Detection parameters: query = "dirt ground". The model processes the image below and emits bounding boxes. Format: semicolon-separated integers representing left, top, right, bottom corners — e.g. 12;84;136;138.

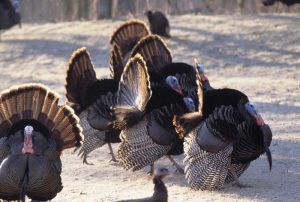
0;13;299;202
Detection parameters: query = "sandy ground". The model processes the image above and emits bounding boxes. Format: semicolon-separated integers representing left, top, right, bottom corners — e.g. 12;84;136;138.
0;13;299;202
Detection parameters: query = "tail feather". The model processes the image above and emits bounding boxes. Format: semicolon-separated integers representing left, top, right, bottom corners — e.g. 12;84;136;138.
114;54;151;130
110;20;149;57
130;34;172;75
173;112;203;138
109;44;124;82
0;83;83;151
65;47;97;109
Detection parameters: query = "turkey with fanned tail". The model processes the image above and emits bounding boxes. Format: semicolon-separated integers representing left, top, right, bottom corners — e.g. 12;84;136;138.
0;83;83;201
114;54;195;174
129;35;199;172
173;73;272;190
65;47;120;164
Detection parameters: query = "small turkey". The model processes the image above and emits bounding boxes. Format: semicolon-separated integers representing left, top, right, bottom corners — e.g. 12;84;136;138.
0;83;83;201
114;54;195;174
173;74;272;190
116;168;170;202
144;10;170;38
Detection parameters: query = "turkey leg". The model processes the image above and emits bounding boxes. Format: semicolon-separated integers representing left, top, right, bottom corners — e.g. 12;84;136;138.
166;155;184;174
108;143;117;162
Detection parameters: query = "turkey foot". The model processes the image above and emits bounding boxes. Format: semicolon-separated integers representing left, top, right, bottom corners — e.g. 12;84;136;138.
108;143;118;162
228;166;250;188
83;155;94;165
166;155;184;174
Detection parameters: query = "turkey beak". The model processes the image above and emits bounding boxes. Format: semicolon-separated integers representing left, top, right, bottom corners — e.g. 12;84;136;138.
200;74;208;82
175;88;183;95
250;109;265;126
265;146;272;171
255;113;265;126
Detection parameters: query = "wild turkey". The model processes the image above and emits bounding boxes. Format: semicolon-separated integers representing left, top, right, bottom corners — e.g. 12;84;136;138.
110;20;150;61
262;0;300;6
0;0;21;40
117;168;170;202
173;75;272;190
114;54;195;174
0;83;83;201
129;35;199;172
65;47;121;164
144;10;170;38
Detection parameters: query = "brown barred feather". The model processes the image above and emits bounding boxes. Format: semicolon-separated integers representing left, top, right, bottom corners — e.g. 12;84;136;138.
65;47;97;109
117;118;171;171
130;35;172;74
0;83;83;151
109;43;124;82
110;20;150;57
225;163;250;183
77;110;106;162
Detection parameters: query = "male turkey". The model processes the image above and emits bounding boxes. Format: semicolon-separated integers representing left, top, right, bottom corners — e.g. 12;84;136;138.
129;35;198;172
0;83;83;201
114;54;195;174
144;10;170;38
65;47;121;164
117;168;170;202
174;76;272;190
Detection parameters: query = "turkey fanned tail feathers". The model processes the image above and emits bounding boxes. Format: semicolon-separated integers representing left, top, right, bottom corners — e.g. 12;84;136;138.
65;47;97;112
114;54;151;130
110;20;150;58
109;44;124;82
0;84;83;201
130;35;172;75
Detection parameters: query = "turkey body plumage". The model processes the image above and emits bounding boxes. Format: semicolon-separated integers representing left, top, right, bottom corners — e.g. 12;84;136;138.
0;133;62;201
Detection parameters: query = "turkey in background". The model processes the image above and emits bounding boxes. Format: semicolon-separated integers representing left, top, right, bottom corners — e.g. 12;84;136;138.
145;10;171;38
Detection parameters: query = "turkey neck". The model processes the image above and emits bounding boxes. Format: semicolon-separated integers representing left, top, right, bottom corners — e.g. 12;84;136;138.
152;176;168;202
